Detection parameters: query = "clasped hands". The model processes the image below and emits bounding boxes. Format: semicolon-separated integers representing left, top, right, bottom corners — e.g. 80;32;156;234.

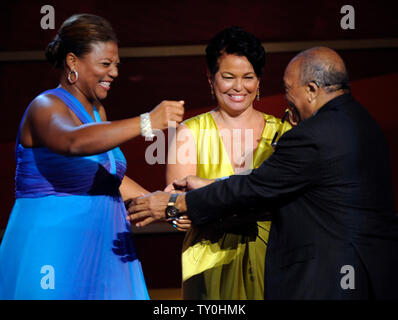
126;175;214;230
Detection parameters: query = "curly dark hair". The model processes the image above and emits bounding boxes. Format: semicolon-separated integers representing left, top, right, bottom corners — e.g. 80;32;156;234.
205;26;266;78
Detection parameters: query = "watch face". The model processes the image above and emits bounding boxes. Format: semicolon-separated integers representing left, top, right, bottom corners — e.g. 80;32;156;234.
166;206;179;218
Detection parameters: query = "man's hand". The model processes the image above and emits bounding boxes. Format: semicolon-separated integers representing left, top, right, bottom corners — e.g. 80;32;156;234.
126;191;170;227
165;175;214;192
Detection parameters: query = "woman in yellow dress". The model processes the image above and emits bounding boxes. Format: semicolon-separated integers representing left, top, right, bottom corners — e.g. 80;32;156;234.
166;27;291;299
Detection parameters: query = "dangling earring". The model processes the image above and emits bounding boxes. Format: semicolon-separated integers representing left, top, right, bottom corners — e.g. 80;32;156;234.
67;69;79;84
256;86;260;101
210;86;215;99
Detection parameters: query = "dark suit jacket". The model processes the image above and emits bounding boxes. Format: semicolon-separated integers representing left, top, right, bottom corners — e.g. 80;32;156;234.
186;94;398;299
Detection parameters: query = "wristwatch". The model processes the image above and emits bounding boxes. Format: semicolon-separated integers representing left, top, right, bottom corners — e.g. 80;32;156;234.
165;193;180;219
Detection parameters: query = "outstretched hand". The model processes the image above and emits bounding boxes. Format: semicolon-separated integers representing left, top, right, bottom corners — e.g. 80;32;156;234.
164;175;214;193
126;191;170;227
127;177;212;228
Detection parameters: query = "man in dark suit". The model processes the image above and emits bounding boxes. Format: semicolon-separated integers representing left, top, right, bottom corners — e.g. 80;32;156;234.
128;47;398;299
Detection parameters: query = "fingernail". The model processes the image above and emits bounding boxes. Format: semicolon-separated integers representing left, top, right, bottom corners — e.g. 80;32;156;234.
172;224;177;228
172;220;177;225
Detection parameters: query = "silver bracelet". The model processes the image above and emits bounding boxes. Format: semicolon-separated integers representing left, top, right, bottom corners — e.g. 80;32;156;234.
140;113;155;140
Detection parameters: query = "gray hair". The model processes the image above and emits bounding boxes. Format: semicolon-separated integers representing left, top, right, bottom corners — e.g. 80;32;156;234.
297;49;350;93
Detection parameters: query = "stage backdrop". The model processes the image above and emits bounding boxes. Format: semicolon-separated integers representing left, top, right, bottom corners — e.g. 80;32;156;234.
1;0;397;289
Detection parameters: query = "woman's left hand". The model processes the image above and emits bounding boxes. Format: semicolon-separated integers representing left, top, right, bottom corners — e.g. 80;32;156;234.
168;215;191;232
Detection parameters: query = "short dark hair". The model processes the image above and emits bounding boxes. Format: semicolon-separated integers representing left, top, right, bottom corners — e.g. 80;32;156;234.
45;14;117;69
205;26;266;78
298;52;350;93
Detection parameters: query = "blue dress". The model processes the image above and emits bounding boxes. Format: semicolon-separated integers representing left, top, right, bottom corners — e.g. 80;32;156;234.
0;87;149;299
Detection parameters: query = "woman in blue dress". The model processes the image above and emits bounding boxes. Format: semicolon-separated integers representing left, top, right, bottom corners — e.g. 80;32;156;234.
0;14;184;299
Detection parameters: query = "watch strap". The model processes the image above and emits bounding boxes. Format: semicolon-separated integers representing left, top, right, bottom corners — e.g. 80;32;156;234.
168;193;178;205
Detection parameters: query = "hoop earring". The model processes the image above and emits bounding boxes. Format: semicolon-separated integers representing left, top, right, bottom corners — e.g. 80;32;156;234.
256;86;260;101
67;69;79;84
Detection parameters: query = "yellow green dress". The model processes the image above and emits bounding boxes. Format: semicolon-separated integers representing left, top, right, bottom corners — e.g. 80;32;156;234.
182;111;291;300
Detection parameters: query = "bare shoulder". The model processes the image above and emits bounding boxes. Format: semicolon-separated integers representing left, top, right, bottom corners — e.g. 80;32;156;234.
27;93;72;121
20;93;74;147
176;123;195;142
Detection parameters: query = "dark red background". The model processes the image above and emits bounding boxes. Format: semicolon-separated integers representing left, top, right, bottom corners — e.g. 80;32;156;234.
0;0;397;289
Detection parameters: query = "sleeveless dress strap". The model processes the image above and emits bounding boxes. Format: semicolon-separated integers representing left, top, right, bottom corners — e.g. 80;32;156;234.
15;87;95;154
16;87;93;142
48;87;96;124
16;87;117;175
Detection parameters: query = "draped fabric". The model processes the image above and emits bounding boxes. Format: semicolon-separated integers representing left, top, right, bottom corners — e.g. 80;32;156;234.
0;87;149;299
181;111;291;300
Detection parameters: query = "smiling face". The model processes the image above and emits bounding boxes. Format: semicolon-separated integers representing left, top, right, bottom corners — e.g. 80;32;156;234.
283;59;313;123
210;53;259;116
73;41;120;101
